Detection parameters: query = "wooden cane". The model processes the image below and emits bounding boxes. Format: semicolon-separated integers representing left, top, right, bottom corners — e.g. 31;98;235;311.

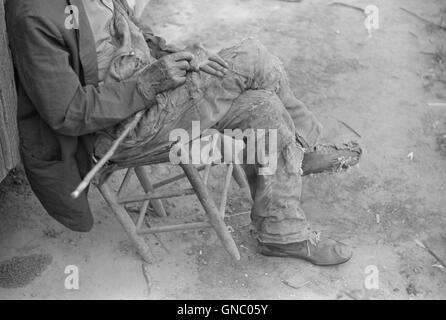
71;110;145;199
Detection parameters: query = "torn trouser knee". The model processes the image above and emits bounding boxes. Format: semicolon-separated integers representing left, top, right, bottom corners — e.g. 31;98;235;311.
219;37;323;148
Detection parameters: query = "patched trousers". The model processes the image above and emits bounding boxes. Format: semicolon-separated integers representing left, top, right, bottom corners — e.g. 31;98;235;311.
96;38;323;243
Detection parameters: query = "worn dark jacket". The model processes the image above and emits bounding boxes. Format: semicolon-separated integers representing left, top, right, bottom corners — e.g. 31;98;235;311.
5;0;170;231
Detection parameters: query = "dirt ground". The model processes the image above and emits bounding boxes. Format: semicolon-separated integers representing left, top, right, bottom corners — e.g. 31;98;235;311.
1;0;446;300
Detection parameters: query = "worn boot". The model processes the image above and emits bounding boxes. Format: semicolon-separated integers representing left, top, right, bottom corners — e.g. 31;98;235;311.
259;232;353;266
302;141;362;176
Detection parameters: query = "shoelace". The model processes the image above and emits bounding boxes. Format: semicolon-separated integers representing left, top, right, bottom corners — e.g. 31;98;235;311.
307;231;321;257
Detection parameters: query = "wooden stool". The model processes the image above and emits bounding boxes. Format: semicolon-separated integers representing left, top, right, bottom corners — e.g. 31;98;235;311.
94;138;249;263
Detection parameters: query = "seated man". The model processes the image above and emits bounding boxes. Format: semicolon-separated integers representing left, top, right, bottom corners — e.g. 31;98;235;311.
6;0;361;266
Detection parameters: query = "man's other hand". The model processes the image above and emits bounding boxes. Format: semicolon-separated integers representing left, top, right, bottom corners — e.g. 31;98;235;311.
185;43;229;78
199;54;229;78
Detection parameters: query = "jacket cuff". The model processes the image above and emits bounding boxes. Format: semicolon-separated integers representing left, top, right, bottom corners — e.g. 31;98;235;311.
136;74;157;107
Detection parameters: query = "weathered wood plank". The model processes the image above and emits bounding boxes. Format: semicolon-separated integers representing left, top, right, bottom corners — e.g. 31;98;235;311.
0;0;20;182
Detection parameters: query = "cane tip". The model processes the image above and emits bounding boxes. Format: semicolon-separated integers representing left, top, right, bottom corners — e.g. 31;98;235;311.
71;191;80;199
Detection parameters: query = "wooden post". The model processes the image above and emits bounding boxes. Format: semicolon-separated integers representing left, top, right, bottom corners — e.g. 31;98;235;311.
0;0;20;182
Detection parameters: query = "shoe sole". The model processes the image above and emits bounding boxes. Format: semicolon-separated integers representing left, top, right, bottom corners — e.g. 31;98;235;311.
259;246;352;267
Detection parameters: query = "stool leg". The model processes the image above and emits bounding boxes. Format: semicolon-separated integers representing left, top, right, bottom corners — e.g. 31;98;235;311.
219;164;233;218
135;166;168;217
203;164;212;185
233;164;249;189
117;168;134;199
180;164;241;261
98;182;152;263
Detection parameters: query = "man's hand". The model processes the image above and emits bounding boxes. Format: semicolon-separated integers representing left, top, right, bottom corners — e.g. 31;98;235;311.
199;54;229;78
185;43;229;78
141;52;195;94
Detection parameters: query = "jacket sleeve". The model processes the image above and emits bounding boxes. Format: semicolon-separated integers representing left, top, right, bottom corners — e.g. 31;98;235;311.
10;14;149;137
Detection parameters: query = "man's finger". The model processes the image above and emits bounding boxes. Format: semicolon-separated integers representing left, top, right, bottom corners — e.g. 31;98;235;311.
176;61;192;71
172;51;195;62
207;61;227;73
173;76;187;86
176;68;187;77
209;54;229;69
200;65;225;78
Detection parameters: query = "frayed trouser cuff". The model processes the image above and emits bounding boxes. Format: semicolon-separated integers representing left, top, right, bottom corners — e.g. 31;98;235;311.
252;225;312;244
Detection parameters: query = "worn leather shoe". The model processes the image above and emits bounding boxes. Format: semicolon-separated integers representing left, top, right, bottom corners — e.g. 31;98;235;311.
302;141;362;176
259;233;353;266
